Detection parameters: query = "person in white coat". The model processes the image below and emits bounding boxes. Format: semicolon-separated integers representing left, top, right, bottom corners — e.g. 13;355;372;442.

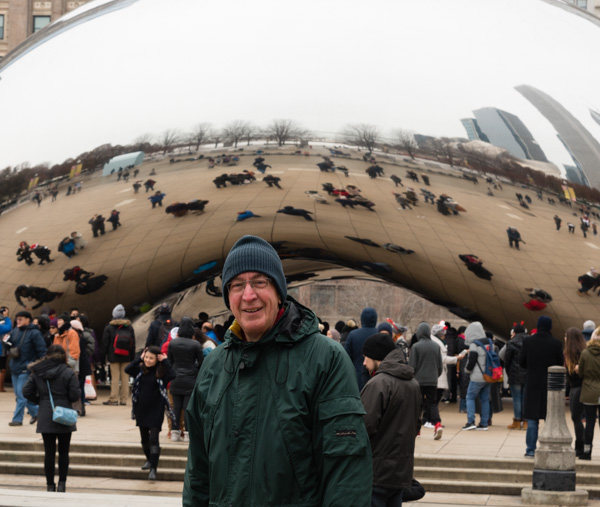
430;323;466;440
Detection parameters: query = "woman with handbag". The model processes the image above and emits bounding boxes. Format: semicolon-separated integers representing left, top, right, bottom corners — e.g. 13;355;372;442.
125;345;176;480
23;345;80;492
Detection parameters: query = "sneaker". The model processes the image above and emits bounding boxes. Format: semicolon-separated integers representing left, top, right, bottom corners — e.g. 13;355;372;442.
183;431;189;442
524;452;534;458
171;430;182;442
102;401;118;406
462;422;477;431
119;402;127;406
423;422;435;429
8;421;23;427
476;424;489;431
434;423;443;440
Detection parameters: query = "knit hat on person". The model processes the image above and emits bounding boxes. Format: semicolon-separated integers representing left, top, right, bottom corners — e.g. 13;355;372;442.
70;320;83;332
158;302;171;315
431;323;447;337
49;318;58;328
536;315;552;332
583;320;596;331
362;333;396;361
512;321;526;334
112;304;126;319
377;322;394;335
221;235;287;309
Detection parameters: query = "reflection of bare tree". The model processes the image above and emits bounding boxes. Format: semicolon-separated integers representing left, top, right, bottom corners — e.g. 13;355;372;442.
158;129;181;155
223;120;249;148
341;124;380;152
391;129;418;160
266;119;303;147
243;123;261;146
209;128;223;148
188;123;212;151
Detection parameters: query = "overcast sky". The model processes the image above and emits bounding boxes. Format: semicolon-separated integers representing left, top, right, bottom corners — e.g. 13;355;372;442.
0;0;599;170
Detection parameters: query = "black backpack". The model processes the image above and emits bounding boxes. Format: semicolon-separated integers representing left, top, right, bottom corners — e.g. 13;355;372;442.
158;319;175;348
113;325;133;356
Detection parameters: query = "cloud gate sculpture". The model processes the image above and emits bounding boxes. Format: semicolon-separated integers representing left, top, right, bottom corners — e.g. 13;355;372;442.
1;0;600;339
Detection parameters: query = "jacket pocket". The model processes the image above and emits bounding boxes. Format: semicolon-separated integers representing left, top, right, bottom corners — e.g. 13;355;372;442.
318;396;368;457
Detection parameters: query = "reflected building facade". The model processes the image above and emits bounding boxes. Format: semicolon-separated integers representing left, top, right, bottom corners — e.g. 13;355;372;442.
469;107;549;162
516;84;600;188
0;0;92;58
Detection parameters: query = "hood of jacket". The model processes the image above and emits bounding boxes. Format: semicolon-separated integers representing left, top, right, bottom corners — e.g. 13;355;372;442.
178;317;196;339
28;353;68;380
587;339;600;356
360;307;378;328
109;318;132;327
376;349;414;380
464;322;486;345
416;322;431;341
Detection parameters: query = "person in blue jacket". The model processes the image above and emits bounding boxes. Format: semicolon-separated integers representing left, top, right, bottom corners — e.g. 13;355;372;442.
7;311;46;426
344;307;379;390
0;306;12;392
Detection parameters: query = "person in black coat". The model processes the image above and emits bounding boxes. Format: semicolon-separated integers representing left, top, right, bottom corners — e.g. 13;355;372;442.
502;323;529;429
23;345;80;492
519;316;564;457
167;317;204;441
125;345;176;480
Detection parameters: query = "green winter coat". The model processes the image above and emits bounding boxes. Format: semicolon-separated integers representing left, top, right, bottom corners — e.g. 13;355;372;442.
579;340;600;405
183;297;372;507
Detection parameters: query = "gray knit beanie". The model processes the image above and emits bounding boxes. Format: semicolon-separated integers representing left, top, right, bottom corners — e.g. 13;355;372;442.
222;235;287;309
112;304;126;319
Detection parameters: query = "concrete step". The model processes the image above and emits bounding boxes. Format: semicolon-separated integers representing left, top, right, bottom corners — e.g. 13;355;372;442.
0;461;184;482
0;440;188;457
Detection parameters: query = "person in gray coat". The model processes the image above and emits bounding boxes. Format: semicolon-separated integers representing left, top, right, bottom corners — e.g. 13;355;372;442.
462;322;492;431
408;322;442;438
23;345;80;492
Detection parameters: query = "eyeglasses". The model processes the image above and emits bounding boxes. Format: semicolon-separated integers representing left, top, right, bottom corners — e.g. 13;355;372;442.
227;278;271;294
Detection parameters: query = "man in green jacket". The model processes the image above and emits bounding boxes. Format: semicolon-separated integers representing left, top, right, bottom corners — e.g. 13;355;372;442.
183;235;372;506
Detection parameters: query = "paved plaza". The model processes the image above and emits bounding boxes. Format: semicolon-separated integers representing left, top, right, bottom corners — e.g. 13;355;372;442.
0;385;598;506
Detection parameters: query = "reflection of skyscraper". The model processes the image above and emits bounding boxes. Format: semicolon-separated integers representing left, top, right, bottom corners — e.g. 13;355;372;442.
460;118;489;143
471;107;548;162
591;109;600;128
516;84;600;189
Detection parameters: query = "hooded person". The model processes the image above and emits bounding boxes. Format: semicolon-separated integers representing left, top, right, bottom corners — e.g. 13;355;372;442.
501;322;529;430
408;322;443;439
519;315;564;457
183;235;371;507
167;317;203;442
582;320;596;342
145;302;174;348
461;322;494;431
100;304;136;406
345;307;379;390
361;333;421;506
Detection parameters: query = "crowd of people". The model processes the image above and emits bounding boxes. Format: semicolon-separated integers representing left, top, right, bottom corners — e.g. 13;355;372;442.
3;234;600;505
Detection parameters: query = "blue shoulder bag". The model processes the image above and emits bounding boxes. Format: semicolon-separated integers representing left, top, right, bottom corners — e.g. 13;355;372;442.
46;380;78;426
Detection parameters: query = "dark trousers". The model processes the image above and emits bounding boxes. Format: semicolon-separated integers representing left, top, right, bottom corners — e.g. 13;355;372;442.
584;404;600;446
171;393;191;431
139;426;160;448
570;387;584;452
42;432;72;486
420;385;440;425
371;486;403;507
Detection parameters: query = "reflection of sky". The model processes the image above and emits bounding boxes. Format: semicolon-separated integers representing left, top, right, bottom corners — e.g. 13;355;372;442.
0;0;599;170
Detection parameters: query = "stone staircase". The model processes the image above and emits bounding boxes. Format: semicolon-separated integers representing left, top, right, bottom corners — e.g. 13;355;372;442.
1;441;599;498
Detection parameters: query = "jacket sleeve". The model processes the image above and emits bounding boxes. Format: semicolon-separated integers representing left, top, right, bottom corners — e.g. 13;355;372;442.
125;356;142;377
100;326;110;361
360;379;385;439
436;347;443;376
519;339;528;369
161;357;176;384
183;378;210;507
67;330;80;360
23;375;39;404
314;347;372;507
129;326;136;361
67;369;82;402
